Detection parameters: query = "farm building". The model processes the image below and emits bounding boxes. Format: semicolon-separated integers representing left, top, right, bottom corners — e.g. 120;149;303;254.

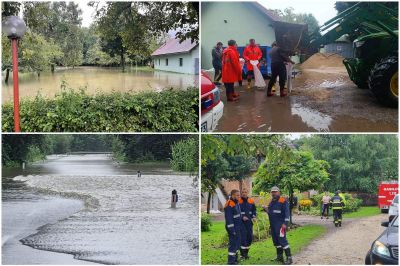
151;38;199;74
201;1;282;70
321;35;354;58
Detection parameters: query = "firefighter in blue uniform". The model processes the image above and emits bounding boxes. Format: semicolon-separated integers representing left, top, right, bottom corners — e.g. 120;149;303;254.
224;189;243;265
330;190;345;227
239;187;257;260
263;186;293;265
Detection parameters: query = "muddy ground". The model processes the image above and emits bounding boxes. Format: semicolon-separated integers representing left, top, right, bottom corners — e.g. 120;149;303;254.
209;64;398;132
293;214;387;265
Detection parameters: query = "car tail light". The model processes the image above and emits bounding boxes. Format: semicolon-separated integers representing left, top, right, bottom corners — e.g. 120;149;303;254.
201;87;221;113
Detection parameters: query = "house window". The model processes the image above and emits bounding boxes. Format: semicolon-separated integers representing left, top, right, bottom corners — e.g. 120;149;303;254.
158;59;160;65
165;58;168;66
179;58;183;67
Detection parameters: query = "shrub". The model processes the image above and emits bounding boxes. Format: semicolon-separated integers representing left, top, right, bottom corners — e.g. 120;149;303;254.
201;213;212;232
2;87;199;132
299;199;313;210
310;192;363;214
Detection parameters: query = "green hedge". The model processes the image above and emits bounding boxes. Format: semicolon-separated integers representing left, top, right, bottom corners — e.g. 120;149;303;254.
2;88;198;132
201;213;213;232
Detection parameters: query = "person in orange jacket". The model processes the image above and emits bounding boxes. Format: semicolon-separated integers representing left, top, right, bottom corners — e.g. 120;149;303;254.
243;39;262;89
222;40;242;101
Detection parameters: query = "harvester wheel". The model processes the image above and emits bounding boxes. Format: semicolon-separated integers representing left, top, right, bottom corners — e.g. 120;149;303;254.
368;56;398;108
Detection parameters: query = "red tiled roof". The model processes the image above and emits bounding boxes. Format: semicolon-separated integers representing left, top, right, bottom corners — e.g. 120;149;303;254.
151;38;198;56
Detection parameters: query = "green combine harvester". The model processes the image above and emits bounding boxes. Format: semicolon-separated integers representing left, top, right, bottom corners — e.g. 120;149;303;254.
310;2;398;107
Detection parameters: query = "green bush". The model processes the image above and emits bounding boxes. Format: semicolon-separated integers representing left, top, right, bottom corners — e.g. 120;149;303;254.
201;213;213;232
2;87;198;132
308;192;363;214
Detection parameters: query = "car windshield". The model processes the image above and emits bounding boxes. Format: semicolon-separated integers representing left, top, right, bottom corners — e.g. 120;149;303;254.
393;217;398;227
394;195;399;204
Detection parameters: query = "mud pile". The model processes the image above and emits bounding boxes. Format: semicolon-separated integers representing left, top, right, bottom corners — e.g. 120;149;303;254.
301;53;344;69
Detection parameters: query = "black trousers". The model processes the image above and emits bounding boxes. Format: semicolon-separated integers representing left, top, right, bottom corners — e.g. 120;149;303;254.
321;204;329;216
267;62;287;91
224;83;234;96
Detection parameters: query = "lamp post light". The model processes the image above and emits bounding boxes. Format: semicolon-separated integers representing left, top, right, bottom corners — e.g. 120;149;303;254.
2;16;27;132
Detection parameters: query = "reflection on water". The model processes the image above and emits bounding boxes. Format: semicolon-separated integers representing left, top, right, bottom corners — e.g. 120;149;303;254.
2;154;198;265
2;67;198;103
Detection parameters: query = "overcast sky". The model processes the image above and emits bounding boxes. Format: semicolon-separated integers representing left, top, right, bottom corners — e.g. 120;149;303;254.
260;0;338;25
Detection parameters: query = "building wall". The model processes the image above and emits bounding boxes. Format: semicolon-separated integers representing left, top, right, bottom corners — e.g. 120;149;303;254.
201;2;276;70
153;46;199;74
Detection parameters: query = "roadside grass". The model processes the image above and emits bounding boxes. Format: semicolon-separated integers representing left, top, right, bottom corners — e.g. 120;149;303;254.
343;206;381;218
201;221;326;265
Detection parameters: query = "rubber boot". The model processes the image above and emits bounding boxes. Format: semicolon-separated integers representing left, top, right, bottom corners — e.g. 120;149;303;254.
271;248;284;262
284;248;293;265
240;249;246;260
280;87;287;97
232;90;240;98
227;92;238;102
247;79;252;89
267;87;274;97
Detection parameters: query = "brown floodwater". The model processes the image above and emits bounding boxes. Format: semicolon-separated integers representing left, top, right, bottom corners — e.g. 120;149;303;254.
212;67;398;132
2;67;198;103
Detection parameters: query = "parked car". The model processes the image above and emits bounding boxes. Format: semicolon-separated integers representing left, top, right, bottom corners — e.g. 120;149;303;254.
365;215;398;265
378;181;398;213
201;71;224;132
389;194;399;222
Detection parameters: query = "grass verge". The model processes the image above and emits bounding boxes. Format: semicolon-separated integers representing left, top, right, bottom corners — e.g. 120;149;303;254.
201;220;326;265
343;206;381;218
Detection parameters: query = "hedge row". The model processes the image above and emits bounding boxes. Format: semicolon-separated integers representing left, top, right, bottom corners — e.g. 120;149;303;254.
2;88;198;132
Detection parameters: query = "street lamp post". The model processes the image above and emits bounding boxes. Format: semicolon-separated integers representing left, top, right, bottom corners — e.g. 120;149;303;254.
2;16;27;132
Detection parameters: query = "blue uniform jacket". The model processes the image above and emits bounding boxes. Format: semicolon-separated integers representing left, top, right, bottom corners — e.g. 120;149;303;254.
239;197;257;221
224;199;242;234
267;197;290;227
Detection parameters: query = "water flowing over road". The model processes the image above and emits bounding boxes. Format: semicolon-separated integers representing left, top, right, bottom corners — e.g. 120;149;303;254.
2;154;198;265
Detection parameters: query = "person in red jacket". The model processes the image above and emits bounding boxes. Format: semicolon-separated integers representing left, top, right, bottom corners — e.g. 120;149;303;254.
222;40;242;101
243;39;262;89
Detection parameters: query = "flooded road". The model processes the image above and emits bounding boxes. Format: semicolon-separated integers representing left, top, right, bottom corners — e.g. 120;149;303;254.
212;67;397;132
2;154;198;264
2;67;198;103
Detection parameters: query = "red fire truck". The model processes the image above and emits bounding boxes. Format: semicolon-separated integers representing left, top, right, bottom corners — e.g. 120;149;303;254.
378;181;399;212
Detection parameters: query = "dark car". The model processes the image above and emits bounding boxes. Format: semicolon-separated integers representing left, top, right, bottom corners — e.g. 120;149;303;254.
365;215;398;265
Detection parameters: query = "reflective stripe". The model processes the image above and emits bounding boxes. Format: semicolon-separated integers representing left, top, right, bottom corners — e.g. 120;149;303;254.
233;214;240;218
241;212;245;214
241;246;250;249
283;245;290;249
228;252;236;256
275;245;282;248
285;218;290;221
227;224;234;228
249;211;252;214
273;210;281;213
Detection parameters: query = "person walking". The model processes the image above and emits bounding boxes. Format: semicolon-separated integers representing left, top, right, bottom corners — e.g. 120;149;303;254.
171;189;178;208
222;40;242;101
212;42;223;85
239;188;257;260
321;192;331;219
330;191;344;227
266;42;295;97
225;189;243;265
263;186;293;265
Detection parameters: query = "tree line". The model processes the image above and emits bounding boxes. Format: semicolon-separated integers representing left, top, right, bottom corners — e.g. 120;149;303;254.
1;1;198;79
201;134;398;213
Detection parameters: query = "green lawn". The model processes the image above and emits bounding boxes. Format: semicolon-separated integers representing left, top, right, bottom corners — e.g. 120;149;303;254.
343;206;381;218
201;221;326;265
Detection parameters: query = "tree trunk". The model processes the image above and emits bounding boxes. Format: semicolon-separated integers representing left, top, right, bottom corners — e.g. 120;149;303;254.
51;64;55;73
239;179;243;194
288;184;294;225
207;192;212;214
37;71;40;77
5;68;10;83
120;49;125;72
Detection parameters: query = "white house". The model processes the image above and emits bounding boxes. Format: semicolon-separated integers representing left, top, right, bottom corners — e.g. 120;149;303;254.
151;38;199;74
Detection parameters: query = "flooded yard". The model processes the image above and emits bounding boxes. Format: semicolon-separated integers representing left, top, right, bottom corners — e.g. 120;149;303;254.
2;67;198;103
2;154;199;264
211;66;398;132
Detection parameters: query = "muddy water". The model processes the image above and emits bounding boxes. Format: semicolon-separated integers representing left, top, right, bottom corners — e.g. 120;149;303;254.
213;68;397;132
2;154;198;264
2;67;198;103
